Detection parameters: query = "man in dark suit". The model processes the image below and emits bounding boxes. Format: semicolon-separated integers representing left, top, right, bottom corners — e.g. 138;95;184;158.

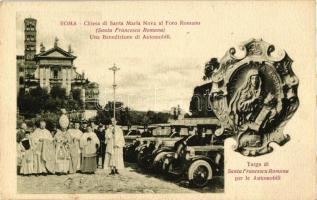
95;123;106;168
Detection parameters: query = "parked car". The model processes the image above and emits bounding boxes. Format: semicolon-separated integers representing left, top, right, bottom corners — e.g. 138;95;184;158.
135;125;185;170
151;137;184;172
138;137;183;170
123;125;158;162
124;129;143;145
124;133;156;163
162;133;224;187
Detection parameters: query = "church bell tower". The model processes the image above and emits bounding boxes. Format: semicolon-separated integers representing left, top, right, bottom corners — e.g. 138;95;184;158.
24;18;37;61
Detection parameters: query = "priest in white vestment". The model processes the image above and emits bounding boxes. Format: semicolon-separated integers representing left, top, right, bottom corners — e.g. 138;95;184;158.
30;120;53;175
105;118;125;175
68;122;83;172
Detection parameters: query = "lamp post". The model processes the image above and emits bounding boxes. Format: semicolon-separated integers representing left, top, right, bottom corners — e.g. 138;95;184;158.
109;63;120;120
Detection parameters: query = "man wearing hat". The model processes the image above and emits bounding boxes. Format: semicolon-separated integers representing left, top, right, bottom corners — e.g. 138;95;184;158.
80;120;88;133
95;123;106;169
54;109;72;175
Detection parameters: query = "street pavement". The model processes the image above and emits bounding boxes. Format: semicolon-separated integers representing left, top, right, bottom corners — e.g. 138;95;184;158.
17;162;224;194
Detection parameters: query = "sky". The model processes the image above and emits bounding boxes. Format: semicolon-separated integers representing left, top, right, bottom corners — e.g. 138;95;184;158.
16;2;310;113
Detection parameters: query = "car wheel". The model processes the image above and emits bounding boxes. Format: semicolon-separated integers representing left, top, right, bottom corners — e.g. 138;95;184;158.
162;157;172;175
137;150;146;168
153;152;169;173
188;160;212;188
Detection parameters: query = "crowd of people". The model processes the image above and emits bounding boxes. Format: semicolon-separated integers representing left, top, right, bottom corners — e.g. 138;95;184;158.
17;112;125;176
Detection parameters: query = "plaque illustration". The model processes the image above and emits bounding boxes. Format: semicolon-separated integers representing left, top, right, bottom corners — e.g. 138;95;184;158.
209;39;299;156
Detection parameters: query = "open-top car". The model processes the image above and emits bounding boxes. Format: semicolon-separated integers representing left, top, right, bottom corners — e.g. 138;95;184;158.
123;125;159;162
135;124;185;169
150;125;193;171
161;132;224;188
137;136;183;170
124;128;143;145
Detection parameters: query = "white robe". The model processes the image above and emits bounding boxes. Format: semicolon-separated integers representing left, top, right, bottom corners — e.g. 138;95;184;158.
68;129;83;170
80;132;100;156
54;130;72;173
104;126;125;170
30;128;53;174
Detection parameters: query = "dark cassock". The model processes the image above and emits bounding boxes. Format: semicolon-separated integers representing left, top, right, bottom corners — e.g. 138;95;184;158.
95;125;106;168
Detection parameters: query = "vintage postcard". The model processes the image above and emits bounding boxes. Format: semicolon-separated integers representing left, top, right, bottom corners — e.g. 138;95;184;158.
0;1;316;200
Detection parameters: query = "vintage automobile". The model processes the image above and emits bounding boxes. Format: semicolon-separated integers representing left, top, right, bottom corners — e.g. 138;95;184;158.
123;127;154;162
161;133;224;188
151;126;193;171
137;137;183;170
135;124;185;169
124;128;143;145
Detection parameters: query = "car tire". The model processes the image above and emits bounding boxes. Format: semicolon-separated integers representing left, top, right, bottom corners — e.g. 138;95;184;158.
188;160;213;188
137;150;146;168
162;157;172;175
153;152;169;173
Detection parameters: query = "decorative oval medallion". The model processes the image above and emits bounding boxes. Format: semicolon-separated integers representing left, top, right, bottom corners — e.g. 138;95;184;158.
209;39;299;156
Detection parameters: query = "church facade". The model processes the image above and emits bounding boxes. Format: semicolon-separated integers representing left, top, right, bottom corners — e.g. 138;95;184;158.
17;18;99;105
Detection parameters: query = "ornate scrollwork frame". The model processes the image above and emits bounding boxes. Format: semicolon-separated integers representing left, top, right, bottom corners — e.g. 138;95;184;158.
209;39;299;156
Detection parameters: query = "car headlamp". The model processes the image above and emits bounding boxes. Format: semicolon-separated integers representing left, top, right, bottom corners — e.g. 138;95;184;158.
163;159;169;170
186;147;195;156
174;153;178;159
215;153;221;164
185;153;191;160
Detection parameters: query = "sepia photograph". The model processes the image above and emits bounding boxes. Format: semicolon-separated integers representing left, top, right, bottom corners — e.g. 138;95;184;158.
0;1;314;199
16;13;225;194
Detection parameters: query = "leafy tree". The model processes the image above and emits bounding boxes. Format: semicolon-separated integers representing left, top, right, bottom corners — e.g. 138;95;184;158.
51;85;66;99
43;97;62;112
142;115;151;126
95;104;170;127
18;85;83;120
18;86;49;116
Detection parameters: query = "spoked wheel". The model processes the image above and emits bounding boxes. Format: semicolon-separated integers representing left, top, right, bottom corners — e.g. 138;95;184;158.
137;149;153;170
188;160;212;188
153;152;169;173
137;150;146;168
162;157;171;175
